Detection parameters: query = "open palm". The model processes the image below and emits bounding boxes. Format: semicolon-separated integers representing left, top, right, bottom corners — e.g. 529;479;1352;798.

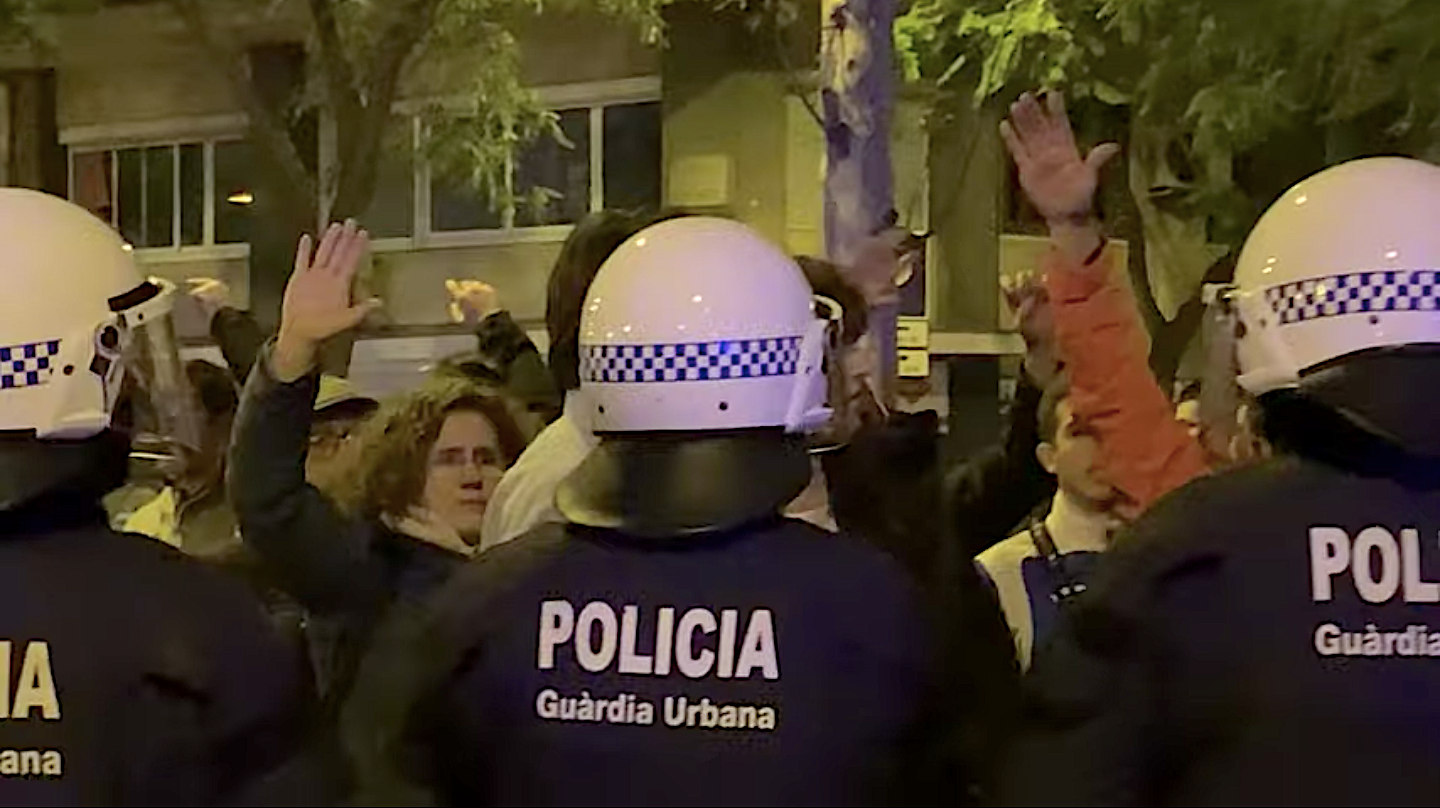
280;219;377;345
1001;92;1120;223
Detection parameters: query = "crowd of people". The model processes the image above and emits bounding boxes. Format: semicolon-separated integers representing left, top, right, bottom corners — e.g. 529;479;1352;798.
2;87;1440;806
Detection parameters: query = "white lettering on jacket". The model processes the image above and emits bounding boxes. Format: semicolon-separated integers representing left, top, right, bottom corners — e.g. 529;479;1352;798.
537;600;779;680
1310;526;1440;604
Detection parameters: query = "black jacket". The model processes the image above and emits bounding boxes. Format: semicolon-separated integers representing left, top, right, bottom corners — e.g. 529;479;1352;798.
0;496;323;806
228;351;468;706
210;307;266;385
1007;380;1440;806
347;518;964;806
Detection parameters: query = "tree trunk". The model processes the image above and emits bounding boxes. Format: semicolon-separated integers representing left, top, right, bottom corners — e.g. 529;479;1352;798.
821;0;897;402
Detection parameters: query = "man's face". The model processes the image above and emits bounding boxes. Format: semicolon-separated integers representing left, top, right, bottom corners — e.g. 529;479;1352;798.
419;411;505;542
1039;398;1116;506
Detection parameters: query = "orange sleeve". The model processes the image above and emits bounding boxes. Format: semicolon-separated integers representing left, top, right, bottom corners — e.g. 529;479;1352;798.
1043;247;1210;517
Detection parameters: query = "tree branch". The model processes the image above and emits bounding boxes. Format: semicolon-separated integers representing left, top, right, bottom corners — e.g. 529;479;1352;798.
331;0;442;216
170;0;318;214
306;0;360;116
364;0;443;113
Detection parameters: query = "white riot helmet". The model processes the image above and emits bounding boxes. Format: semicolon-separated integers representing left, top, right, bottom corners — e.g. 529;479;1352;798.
576;216;832;434
1229;157;1440;394
0;190;200;507
558;217;834;536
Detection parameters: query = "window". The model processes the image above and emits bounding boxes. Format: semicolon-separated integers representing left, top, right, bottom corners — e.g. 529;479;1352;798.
69;137;250;252
426;99;660;237
603;102;662;212
213;140;255;245
64;85;663;251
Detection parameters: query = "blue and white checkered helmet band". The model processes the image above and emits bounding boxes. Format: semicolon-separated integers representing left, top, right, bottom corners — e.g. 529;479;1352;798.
581;337;803;384
0;340;61;390
1265;270;1440;325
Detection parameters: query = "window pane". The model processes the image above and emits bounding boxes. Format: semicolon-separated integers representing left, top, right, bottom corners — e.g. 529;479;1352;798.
71;151;113;224
514;108;590;227
180;144;203;246
431;170;505;232
214;140;255;245
603;102;662;212
142;146;174;248
116;148;142;247
361;119;414;238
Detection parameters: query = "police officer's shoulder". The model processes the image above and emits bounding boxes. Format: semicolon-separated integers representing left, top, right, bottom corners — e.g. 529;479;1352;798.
1080;459;1302;636
103;526;293;649
429;522;573;632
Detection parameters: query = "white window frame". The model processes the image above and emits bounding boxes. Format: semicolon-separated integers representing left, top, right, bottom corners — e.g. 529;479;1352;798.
63;114;253;264
375;76;662;252
59;78;662;259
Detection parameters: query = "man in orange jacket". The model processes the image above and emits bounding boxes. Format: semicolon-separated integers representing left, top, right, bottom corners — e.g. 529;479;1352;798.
1001;90;1210;520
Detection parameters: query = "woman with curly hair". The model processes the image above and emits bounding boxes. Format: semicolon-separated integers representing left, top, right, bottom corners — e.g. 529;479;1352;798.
227;224;529;789
327;380;528;553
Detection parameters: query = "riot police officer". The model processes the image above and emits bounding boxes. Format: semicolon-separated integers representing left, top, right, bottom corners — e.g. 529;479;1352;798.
1007;158;1440;805
350;217;974;805
0;189;322;805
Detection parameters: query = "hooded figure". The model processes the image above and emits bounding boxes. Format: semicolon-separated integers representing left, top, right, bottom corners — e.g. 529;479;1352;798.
1008;157;1440;806
350;218;974;805
0;189;323;805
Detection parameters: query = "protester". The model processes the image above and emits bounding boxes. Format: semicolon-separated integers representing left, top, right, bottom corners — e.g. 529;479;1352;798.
227;221;528;776
434;278;560;434
1006;154;1440;805
977;374;1120;667
114;358;240;555
188;275;380;487
347;217;980;805
0;188;325;804
1000;91;1210;519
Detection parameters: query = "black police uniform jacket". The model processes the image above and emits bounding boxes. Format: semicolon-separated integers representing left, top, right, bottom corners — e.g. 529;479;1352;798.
346;517;966;807
1007;389;1440;806
0;495;320;806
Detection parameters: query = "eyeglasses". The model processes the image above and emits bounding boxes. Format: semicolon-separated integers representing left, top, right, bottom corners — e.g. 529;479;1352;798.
428;447;504;470
309;423;355;449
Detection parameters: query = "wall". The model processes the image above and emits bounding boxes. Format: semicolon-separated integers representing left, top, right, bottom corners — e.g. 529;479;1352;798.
661;4;795;243
33;1;658;335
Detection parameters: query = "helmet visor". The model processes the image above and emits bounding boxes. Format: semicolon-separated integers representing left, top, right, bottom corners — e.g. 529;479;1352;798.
806;295;886;455
1197;284;1269;465
119;279;208;475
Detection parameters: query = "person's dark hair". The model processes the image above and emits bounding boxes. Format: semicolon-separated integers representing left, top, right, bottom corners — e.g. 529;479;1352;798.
1037;374;1072;445
546;209;690;392
185;359;238;420
331;378;528;519
794;256;870;347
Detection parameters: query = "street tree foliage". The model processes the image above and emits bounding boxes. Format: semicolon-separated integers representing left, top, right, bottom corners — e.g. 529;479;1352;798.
896;0;1440;251
171;0;665;225
896;0;1440;378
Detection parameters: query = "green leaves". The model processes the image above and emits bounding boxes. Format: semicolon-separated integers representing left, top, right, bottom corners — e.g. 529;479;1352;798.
896;0;1440;251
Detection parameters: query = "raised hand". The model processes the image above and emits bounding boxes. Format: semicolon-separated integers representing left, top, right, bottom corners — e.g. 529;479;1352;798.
1003;272;1059;387
272;220;378;382
1000;91;1120;225
446;279;501;326
186;277;233;320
